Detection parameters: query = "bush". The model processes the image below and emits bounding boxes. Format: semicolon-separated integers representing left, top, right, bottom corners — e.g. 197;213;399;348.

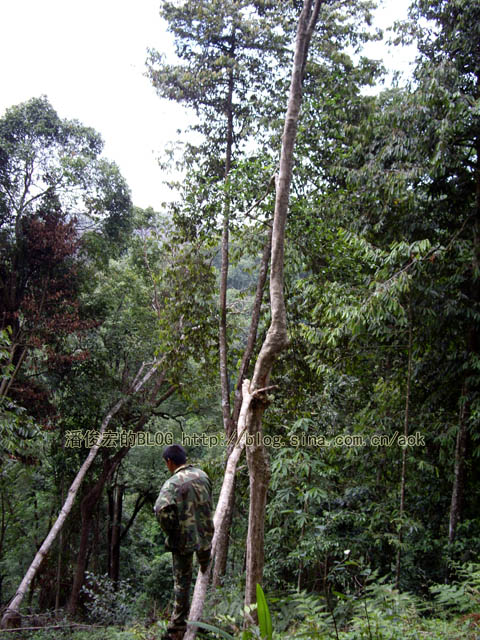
81;572;135;626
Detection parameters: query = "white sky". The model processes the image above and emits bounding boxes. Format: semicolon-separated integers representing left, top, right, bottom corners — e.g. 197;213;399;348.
0;0;416;211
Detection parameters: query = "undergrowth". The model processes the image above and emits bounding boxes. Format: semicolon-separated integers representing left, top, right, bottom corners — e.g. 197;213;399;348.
9;563;480;640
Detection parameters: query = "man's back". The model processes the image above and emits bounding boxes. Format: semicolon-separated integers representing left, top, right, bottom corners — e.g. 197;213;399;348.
155;464;214;553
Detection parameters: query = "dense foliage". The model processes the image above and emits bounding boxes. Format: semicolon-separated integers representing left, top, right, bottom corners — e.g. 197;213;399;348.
1;0;480;638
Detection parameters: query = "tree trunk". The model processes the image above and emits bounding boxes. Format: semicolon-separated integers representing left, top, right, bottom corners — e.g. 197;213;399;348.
213;227;272;587
0;359;161;629
214;52;236;588
395;306;413;589
119;490;152;543
186;5;322;634
244;403;271;613
449;386;468;543
68;498;94;615
244;0;323;622
54;481;65;616
219;61;235;441
107;487;114;581
297;469;311;591
109;484;124;586
211;477;235;588
67;450;127;615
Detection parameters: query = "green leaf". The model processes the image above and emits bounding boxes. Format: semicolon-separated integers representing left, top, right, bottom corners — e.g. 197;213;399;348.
256;583;273;640
187;620;235;640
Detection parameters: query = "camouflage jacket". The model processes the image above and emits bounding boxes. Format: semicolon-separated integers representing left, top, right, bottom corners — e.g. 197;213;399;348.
154;464;214;553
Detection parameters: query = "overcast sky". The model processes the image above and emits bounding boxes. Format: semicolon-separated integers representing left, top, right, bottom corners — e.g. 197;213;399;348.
0;0;416;211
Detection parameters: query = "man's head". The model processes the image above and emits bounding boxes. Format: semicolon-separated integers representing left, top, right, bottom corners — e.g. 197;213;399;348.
162;444;187;473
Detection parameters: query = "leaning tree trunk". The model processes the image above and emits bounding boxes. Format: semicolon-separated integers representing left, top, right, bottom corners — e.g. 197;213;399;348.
66;378;175;616
0;359;161;629
185;380;258;640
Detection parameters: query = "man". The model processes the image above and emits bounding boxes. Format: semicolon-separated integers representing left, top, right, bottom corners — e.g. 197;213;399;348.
154;444;214;640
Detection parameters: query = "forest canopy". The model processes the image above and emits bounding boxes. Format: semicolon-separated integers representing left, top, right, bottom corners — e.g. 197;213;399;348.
1;1;480;639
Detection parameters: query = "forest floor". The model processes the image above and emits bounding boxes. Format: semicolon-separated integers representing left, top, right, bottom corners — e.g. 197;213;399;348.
2;613;480;640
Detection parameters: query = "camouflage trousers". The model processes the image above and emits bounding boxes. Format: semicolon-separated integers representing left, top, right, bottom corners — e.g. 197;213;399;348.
168;549;211;635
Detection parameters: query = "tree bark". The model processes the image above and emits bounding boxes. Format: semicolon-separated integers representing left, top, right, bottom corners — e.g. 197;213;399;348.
244;402;271;616
54;480;65;615
0;359;161;629
211;477;235;588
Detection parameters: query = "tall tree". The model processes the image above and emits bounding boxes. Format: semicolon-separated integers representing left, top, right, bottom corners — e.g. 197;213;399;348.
147;0;288;585
0;96;133;427
183;2;324;635
147;0;287;435
242;0;323;618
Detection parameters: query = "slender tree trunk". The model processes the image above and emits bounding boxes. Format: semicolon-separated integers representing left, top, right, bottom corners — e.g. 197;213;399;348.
214;53;237;588
244;0;323;621
219;63;235;441
231;227;273;432
449;386;468;543
68;501;93;614
54;480;65;616
107;487;114;581
0;359;160;629
213;227;272;587
186;4;322;633
297;469;311;591
119;490;152;542
211;478;235;588
244;405;271;614
109;484;124;586
395;306;413;589
91;502;101;574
